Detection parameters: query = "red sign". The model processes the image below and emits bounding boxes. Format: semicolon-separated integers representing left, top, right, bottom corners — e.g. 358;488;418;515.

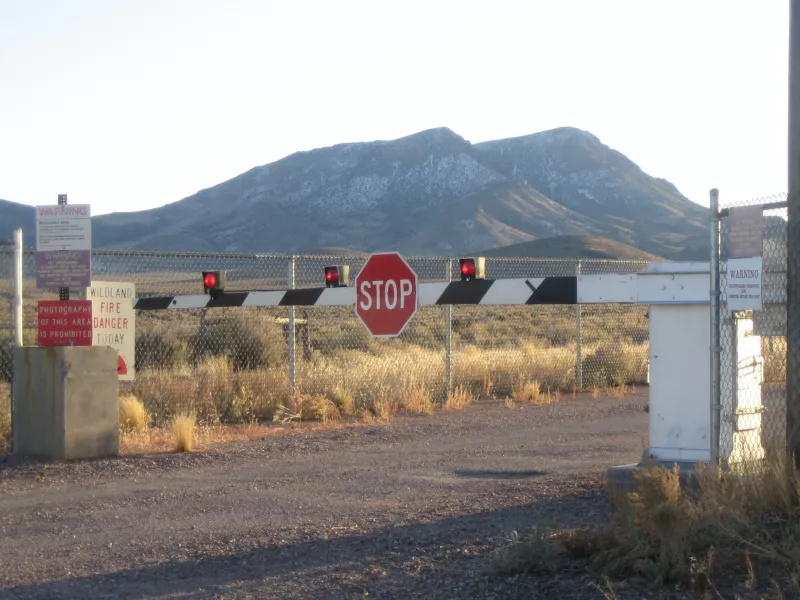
38;300;93;347
355;252;418;337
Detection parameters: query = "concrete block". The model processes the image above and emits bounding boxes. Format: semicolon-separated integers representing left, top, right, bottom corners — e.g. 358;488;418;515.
12;346;119;460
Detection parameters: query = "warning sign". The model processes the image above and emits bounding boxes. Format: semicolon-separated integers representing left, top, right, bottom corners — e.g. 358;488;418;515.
727;256;763;311
37;300;93;346
86;281;136;381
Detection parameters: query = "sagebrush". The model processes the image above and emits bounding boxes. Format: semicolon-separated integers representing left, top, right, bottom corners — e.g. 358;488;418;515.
565;454;800;592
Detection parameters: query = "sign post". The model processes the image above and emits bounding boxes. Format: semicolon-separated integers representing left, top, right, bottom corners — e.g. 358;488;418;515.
86;281;136;381
355;252;418;337
35;195;92;291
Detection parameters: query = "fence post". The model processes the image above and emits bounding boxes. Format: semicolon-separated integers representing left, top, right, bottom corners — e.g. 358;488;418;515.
13;228;23;348
709;188;721;466
288;255;296;399
575;261;583;390
788;0;800;468
445;257;453;399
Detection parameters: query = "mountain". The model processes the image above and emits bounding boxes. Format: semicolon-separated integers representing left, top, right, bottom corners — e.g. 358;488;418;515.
480;235;665;261
474;129;709;260
0;126;711;260
0;200;35;245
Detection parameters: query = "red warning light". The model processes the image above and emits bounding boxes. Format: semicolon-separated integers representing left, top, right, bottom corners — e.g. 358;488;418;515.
202;270;226;298
459;257;485;282
324;265;349;288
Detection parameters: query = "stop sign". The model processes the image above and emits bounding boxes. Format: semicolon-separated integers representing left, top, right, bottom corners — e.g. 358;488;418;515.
355;252;418;337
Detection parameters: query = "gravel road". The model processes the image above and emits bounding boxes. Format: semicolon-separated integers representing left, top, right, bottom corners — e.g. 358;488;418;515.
0;391;649;599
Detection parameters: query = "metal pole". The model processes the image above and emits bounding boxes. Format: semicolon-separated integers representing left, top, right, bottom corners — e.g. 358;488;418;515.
288;255;297;399
445;257;453;398
575;261;583;390
787;0;800;466
57;194;69;301
13;228;23;348
709;188;721;466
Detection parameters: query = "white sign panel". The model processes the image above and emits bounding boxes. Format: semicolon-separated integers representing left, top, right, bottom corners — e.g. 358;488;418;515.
87;281;136;381
727;257;763;311
35;204;92;251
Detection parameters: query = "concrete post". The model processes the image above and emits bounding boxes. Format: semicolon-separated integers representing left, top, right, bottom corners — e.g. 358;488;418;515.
13;346;119;459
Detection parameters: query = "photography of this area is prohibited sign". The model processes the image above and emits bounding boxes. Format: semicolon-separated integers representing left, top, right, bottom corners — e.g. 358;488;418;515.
85;281;136;381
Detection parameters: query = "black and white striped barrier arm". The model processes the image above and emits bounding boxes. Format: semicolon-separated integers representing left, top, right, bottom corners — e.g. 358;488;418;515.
133;277;576;310
132;271;709;310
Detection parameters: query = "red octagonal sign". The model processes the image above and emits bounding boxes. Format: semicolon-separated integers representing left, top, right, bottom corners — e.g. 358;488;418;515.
355;252;418;337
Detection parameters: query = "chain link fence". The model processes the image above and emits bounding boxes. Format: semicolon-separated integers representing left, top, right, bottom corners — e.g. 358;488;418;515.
0;245;652;429
712;192;789;466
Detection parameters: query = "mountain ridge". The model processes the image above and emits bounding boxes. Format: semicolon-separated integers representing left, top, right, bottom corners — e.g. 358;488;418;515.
0;126;710;260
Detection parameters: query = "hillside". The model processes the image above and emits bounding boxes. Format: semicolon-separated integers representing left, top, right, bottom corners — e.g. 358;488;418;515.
480;235;665;261
0;200;35;245
0;126;710;260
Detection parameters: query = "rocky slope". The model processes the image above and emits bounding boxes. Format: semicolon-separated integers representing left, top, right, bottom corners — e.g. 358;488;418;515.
0;127;710;260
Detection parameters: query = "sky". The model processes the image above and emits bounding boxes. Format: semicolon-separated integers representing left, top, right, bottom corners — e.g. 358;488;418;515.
0;0;791;216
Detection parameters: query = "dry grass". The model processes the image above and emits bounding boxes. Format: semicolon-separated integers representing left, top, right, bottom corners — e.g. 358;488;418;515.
366;390;398;422
171;413;196;452
2;301;652;431
511;378;562;405
119;395;150;431
400;380;434;415
119;421;376;455
513;378;541;403
121;335;646;429
444;386;473;411
0;381;10;451
608;383;629;398
493;452;800;595
558;452;800;593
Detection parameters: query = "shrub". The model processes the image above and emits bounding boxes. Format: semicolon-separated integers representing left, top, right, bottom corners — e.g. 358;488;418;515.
513;378;541;403
400;380;434;415
561;456;800;592
190;312;286;371
119;395;150;431
327;385;354;414
135;331;186;371
582;341;648;387
171;413;195;452
444;386;472;411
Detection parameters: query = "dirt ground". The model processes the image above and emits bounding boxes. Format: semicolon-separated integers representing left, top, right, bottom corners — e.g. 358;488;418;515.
0;391;651;600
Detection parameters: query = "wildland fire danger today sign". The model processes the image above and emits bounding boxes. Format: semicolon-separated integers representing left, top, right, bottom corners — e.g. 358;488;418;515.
87;281;136;380
35;203;92;289
355;252;418;337
37;281;136;380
